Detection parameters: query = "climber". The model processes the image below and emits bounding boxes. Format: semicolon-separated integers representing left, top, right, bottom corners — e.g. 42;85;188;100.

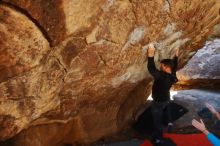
146;43;179;146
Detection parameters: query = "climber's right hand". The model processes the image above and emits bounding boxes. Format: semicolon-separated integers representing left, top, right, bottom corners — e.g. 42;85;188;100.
147;43;155;57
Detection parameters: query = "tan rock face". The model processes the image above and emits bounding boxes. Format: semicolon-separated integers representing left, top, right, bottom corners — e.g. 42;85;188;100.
2;0;66;46
0;5;49;82
0;0;220;145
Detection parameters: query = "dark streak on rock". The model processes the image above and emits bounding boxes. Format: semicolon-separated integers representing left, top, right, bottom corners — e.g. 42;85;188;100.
0;1;52;46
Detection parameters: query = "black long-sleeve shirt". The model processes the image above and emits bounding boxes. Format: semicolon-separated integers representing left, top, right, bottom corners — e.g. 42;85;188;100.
147;57;178;102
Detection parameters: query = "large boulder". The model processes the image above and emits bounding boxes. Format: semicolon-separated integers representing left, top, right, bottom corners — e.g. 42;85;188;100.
177;39;220;80
175;38;220;89
0;0;220;145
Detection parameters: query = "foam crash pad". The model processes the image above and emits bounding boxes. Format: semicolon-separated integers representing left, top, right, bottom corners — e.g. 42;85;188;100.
140;133;213;146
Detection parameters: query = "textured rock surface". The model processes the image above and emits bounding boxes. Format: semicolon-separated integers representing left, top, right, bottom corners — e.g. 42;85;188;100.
177;39;220;80
0;0;220;145
211;24;220;38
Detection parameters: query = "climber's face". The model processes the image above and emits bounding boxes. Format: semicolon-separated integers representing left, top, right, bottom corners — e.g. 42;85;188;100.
160;63;172;73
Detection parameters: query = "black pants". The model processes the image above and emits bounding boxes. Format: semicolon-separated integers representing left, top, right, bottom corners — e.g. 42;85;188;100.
151;100;172;140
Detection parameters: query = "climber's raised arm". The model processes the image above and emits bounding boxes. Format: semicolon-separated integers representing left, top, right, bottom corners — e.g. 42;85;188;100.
147;44;161;79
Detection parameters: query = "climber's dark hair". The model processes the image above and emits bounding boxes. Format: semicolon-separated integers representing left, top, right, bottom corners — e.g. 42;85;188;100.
160;59;174;70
